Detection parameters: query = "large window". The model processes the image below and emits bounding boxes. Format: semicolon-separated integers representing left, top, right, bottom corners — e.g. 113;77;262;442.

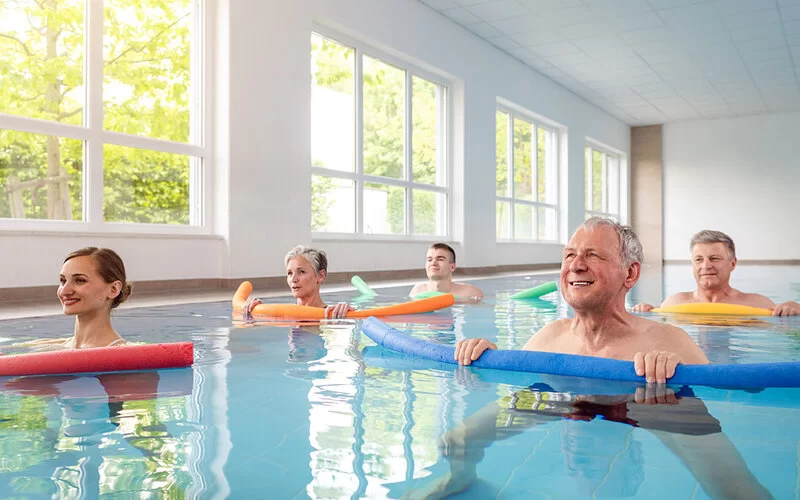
495;107;558;241
311;31;449;237
0;0;206;229
585;144;622;220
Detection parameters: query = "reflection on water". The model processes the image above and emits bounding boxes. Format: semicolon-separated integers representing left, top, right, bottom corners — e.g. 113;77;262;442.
0;269;798;498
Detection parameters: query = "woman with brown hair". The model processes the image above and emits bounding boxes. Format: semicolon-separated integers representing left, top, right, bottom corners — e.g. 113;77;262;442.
56;247;133;348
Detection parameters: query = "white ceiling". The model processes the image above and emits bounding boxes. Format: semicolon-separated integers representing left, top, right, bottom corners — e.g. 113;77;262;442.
419;0;800;125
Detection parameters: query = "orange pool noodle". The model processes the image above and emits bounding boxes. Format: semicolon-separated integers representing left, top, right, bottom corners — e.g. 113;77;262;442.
233;281;454;319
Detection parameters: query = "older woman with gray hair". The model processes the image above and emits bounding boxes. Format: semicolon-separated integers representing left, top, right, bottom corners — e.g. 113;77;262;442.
243;246;354;319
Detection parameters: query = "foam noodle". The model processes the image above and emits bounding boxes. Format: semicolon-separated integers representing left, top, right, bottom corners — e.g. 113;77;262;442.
360;317;800;388
351;275;376;296
652;302;772;316
233;281;454;320
510;281;558;300
0;342;194;377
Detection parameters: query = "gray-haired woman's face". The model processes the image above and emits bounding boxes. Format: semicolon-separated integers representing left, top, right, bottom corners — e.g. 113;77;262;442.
286;256;323;299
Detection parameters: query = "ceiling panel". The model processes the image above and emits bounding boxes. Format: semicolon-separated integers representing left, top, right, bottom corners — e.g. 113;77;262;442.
420;0;800;125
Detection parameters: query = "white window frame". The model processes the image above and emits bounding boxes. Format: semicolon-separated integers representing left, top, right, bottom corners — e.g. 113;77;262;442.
495;103;560;243
310;26;452;241
585;141;625;222
0;0;211;235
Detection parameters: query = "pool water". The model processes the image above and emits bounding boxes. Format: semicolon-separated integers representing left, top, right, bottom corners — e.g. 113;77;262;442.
0;266;798;498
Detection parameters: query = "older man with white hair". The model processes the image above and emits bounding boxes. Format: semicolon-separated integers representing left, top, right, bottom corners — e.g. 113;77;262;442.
456;217;709;384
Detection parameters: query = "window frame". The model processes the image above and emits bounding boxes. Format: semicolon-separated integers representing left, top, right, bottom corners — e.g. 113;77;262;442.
310;26;452;241
0;0;211;235
495;103;560;243
585;141;625;222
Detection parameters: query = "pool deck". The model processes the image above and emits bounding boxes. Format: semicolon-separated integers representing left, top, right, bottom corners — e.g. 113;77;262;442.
0;268;559;321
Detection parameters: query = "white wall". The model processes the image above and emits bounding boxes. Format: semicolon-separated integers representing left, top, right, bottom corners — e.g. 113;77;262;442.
1;0;630;288
663;112;800;261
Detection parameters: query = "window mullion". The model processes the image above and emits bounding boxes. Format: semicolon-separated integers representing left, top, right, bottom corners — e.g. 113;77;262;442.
355;48;364;234
405;69;413;235
507;113;514;239
533;123;539;240
85;0;104;226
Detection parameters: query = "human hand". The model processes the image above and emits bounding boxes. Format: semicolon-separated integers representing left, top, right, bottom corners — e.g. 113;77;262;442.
325;302;354;319
633;350;682;384
772;301;800;316
634;384;680;405
454;338;497;366
632;303;655;312
242;297;262;321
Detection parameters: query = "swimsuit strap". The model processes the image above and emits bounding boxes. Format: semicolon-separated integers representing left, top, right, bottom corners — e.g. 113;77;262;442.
107;338;126;347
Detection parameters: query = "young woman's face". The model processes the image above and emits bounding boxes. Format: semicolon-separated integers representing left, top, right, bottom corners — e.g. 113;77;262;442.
286;256;323;300
58;256;120;316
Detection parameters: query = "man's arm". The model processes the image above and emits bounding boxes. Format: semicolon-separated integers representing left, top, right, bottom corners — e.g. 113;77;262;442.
455;283;484;300
409;282;426;297
773;300;800;316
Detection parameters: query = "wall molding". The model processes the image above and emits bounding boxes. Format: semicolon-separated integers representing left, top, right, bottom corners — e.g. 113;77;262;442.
0;263;560;304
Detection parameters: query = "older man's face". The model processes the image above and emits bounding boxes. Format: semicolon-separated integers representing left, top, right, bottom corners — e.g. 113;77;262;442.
560;226;629;311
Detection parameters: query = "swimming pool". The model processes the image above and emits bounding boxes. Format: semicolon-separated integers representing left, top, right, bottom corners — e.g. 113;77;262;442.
0;266;798;498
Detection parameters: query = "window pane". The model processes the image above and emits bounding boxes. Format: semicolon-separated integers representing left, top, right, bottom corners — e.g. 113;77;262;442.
311;34;355;172
364;183;404;234
0;0;84;124
0;130;82;220
584;146;591;211
412;76;444;185
104;145;192;224
537;127;556;204
513;203;534;240
608;155;620;216
363;56;404;180
592;150;604;212
513;118;533;201
496;111;509;197
104;0;193;143
412;189;445;236
496;200;510;239
538;206;557;241
312;175;354;233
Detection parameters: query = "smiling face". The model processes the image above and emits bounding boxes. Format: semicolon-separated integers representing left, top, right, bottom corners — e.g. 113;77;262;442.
286;256;323;300
58;256;121;316
425;247;455;281
692;242;735;291
560;226;637;312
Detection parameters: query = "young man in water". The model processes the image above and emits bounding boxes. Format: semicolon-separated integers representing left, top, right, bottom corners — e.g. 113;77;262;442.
409;243;484;300
633;230;800;316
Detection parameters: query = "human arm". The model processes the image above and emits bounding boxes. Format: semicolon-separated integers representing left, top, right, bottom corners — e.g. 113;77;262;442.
408;283;425;297
241;296;262;321
634;325;709;384
324;302;354;319
632;303;655;312
453;338;497;365
772;301;800;316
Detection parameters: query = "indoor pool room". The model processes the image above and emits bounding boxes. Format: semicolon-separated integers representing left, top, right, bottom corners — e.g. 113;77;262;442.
2;0;800;499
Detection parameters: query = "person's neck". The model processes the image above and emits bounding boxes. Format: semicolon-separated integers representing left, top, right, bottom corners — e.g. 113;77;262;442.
297;294;325;308
570;303;632;351
429;278;453;292
695;284;735;302
72;310;121;348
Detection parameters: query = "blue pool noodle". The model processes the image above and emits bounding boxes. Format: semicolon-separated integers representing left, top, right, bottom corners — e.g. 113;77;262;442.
361;317;800;388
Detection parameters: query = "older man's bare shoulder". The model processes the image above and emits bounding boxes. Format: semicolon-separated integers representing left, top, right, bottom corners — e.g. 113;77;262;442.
522;319;571;350
634;315;709;363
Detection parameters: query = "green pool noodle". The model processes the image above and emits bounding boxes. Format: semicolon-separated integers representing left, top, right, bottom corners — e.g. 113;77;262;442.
351;275;376;296
510;281;558;300
412;291;447;299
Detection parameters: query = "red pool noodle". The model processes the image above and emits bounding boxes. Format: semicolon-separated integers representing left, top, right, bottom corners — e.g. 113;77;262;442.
0;342;194;376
